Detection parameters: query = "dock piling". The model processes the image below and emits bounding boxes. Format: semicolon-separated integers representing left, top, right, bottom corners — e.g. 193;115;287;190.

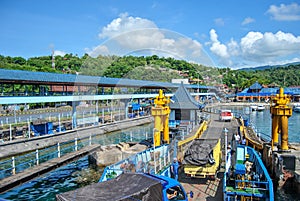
58;142;61;158
36;150;39;165
11;157;15;175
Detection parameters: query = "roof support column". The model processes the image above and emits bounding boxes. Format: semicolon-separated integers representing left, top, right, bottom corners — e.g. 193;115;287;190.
72;101;80;129
121;99;130;119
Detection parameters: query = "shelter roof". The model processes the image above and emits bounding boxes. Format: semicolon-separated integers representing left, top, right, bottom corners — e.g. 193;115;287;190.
0;68;211;90
249;82;262;90
170;82;202;110
0;68;177;88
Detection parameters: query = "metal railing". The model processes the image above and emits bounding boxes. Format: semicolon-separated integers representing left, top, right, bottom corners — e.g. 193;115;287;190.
99;141;176;182
0;135;92;180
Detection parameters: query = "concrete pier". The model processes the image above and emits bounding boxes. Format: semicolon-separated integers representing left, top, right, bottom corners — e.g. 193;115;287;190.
0;116;152;158
272;144;300;194
88;143;148;167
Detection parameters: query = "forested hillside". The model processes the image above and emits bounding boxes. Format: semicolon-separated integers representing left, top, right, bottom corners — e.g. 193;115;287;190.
1;54;299;88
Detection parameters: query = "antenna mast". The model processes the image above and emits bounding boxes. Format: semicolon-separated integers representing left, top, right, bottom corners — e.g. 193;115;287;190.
51;48;55;69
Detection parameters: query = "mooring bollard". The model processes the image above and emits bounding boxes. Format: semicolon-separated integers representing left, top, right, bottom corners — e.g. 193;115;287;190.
89;135;92;146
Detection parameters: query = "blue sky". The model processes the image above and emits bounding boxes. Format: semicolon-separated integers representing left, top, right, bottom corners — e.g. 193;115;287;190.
1;0;300;69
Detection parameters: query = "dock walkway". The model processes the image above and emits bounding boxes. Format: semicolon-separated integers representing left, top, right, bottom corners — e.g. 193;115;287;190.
0;144;101;193
179;113;239;201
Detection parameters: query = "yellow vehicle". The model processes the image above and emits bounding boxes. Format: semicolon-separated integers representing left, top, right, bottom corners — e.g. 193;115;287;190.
182;139;221;179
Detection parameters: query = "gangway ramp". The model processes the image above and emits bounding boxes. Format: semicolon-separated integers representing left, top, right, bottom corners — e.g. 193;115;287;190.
201;113;238;141
0;144;101;193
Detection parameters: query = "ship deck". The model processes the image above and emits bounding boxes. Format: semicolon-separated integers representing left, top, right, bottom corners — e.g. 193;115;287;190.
179;171;223;201
178;112;239;200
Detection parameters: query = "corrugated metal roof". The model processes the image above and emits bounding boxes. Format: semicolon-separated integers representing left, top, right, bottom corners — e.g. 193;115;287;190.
0;68;212;90
259;88;278;93
0;68;78;83
237;86;300;96
249;82;262;90
0;68;176;88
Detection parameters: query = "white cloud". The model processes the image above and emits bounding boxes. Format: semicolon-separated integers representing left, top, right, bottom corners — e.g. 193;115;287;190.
209;29;230;60
208;29;300;68
86;45;110;57
241;17;255;25
267;3;300;21
87;13;214;66
227;39;239;56
240;31;300;61
99;13;157;39
53;50;66;56
214;18;225;26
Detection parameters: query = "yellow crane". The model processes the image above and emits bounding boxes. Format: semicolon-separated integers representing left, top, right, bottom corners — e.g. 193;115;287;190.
151;89;170;147
270;88;292;151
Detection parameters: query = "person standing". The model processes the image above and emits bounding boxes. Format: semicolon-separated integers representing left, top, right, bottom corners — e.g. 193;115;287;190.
171;158;179;180
241;136;246;145
234;133;241;144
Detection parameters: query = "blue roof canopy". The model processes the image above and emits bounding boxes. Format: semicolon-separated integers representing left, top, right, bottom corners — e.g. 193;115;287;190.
249;82;262;90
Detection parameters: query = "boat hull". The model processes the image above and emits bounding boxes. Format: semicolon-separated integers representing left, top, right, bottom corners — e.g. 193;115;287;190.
293;106;300;113
224;144;274;201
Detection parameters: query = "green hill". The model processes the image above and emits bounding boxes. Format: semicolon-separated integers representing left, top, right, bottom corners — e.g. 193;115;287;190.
1;54;299;88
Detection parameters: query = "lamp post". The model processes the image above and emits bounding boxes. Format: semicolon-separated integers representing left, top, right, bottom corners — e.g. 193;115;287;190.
153;128;159;174
224;128;228;160
198;74;200;94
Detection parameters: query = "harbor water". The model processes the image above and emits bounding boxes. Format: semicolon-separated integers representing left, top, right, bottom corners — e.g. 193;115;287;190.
0;123;154;201
222;105;300;143
0;107;299;200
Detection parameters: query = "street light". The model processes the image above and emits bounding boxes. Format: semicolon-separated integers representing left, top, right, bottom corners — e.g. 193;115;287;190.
224;128;228;160
153;128;159;174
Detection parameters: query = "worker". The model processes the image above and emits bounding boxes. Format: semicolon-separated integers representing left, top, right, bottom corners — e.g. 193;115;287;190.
241;136;246;145
171;157;179;180
244;154;253;174
167;186;184;200
226;142;232;162
166;188;178;200
234;133;241;144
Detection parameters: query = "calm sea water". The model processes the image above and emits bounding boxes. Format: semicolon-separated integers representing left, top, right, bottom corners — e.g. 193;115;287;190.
0;124;154;201
216;105;300;143
0;108;299;200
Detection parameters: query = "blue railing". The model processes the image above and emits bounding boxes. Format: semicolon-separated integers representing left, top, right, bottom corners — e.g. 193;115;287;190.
99;140;177;182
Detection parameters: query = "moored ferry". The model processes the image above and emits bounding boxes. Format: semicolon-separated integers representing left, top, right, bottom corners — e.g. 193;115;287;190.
293;104;300;112
224;144;274;201
256;104;266;111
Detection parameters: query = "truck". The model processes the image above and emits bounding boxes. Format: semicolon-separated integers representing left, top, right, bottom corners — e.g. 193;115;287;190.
56;172;189;201
219;109;233;122
183;139;221;179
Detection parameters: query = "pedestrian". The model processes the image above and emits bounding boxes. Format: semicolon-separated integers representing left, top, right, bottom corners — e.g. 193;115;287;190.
241;136;246;145
234;133;240;144
227;142;232;157
171;157;179;180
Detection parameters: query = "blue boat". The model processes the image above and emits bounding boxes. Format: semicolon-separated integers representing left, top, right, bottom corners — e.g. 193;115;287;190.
293;104;300;113
224;144;274;201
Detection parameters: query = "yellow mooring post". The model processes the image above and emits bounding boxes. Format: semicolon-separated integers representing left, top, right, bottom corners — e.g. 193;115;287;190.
270;88;292;151
151;89;170;147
